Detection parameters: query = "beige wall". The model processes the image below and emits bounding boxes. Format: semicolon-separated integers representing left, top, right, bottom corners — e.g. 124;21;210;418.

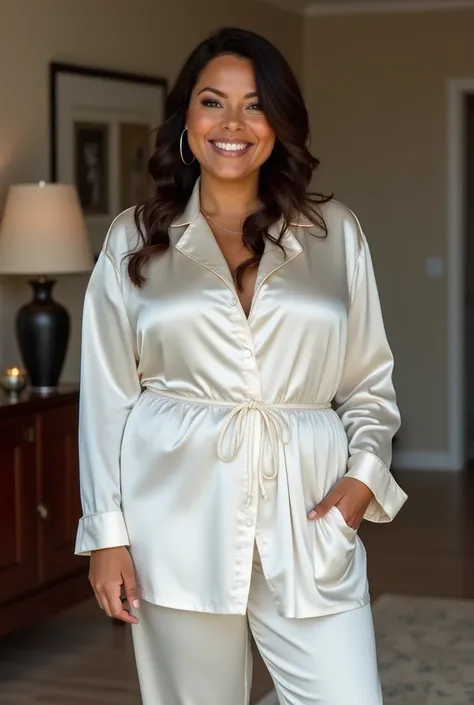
4;1;468;461
0;0;302;379
304;9;474;458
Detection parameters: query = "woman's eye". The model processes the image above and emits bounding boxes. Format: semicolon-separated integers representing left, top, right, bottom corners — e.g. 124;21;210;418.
201;98;222;108
200;98;262;112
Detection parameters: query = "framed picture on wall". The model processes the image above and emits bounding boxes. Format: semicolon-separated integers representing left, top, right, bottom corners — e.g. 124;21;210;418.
50;61;167;255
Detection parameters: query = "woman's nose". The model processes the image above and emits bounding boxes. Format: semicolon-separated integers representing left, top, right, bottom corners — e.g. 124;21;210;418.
221;108;244;132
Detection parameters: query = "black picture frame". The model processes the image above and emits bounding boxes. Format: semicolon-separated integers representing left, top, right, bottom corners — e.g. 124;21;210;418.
49;61;167;254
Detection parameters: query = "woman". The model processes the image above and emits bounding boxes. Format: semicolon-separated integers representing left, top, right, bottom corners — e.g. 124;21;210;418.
76;26;407;705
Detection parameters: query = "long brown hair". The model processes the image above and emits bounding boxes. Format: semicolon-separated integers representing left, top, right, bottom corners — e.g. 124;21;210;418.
128;27;332;288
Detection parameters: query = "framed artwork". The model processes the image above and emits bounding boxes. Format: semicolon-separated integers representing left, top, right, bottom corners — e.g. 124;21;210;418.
50;62;167;255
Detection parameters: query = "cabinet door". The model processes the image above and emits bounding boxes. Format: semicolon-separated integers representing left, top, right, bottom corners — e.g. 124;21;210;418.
37;403;83;583
0;415;38;603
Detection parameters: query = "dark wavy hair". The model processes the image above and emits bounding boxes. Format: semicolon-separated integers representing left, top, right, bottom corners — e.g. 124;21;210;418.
128;26;332;287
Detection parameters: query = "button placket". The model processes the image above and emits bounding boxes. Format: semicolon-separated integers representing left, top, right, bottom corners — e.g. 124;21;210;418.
220;284;259;378
237;332;261;399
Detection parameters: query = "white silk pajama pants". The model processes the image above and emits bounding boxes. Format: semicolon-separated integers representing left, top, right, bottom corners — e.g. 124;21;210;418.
130;555;383;705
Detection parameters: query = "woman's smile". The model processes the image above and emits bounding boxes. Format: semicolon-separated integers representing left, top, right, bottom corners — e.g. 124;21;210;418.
208;139;254;157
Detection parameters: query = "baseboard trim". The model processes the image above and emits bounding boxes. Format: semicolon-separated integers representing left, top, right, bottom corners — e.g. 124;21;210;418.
393;450;462;470
256;691;279;705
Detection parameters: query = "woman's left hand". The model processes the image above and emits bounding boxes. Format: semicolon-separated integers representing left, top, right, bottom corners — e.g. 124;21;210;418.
307;478;374;530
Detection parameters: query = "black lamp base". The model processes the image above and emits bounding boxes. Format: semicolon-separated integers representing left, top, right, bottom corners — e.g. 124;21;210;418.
16;278;70;394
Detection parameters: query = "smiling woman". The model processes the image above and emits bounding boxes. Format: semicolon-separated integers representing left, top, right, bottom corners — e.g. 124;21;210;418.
186;56;276;182
127;27;331;290
76;25;407;705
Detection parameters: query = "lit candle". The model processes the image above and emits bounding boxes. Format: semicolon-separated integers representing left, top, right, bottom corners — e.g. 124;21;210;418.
1;366;27;401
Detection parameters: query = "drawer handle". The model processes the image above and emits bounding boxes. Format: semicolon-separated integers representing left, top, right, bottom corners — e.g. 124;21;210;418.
22;426;35;443
37;503;49;520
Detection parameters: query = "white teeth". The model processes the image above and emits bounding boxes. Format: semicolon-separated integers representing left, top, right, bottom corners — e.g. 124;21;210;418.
214;142;248;152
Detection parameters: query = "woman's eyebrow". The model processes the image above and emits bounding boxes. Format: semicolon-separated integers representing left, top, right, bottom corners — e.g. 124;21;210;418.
197;87;258;99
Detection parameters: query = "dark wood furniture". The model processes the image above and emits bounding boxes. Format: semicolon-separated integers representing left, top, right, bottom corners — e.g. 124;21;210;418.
0;385;89;637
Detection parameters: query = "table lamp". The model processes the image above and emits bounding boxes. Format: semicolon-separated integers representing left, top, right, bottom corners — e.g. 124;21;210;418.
0;181;94;393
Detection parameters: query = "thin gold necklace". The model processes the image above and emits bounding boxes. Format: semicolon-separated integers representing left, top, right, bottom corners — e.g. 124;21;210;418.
201;208;243;236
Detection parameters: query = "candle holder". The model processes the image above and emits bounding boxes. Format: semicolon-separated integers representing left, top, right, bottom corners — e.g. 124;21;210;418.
0;367;28;401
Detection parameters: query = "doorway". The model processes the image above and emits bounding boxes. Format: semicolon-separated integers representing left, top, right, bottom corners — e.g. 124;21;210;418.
464;94;474;460
446;80;474;471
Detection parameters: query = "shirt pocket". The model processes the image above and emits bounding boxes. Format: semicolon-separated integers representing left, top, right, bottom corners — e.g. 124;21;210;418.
331;504;358;534
312;506;358;586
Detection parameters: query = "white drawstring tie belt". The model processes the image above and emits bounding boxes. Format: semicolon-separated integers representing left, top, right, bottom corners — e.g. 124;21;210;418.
147;388;331;506
217;400;292;506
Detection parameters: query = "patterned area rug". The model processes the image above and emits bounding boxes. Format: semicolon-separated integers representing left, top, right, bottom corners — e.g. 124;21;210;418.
373;594;474;705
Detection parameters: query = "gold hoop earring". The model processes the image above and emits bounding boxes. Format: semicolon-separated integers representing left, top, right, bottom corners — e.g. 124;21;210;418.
180;128;195;166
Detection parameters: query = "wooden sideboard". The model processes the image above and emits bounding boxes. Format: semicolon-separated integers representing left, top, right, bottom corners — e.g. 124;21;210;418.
0;385;90;637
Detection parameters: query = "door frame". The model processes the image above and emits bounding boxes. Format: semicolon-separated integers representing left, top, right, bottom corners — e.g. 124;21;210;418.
447;79;474;470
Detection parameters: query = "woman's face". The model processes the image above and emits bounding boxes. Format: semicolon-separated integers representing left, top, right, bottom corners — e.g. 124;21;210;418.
186;54;276;182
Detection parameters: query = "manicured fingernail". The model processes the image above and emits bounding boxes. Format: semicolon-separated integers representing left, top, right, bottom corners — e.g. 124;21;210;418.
132;599;140;609
308;510;317;519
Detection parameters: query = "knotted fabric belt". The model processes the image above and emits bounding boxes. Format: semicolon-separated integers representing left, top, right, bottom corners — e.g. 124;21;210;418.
146;388;331;506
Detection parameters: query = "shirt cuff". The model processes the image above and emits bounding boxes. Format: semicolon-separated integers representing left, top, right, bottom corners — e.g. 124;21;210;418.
75;510;130;555
345;451;408;523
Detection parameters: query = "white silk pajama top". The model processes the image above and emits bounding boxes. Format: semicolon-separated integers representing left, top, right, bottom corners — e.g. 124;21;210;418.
75;180;407;618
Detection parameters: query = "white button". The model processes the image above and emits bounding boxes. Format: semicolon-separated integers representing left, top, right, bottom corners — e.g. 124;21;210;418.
228;296;237;306
243;349;252;359
245;518;254;527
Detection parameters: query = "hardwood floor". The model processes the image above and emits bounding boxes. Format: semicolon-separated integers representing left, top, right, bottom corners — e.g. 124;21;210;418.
0;468;472;704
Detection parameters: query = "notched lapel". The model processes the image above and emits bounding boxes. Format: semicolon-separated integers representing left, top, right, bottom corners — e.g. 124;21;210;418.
172;178;304;296
253;222;303;295
175;217;237;290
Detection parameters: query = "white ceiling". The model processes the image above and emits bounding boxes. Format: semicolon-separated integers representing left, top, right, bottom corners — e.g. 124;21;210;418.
260;0;474;15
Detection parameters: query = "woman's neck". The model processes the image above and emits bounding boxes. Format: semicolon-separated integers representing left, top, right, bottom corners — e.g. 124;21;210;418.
199;173;260;218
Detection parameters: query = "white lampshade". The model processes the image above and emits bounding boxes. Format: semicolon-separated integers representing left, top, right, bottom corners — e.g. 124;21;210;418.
0;182;94;275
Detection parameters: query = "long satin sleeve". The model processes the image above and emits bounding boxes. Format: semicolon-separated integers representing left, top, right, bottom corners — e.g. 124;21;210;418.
75;250;141;555
334;232;407;523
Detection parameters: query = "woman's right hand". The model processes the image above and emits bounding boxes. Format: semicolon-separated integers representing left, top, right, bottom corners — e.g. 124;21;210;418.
89;546;140;624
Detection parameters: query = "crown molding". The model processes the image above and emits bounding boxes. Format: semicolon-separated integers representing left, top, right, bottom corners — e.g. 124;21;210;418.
306;0;474;17
257;0;306;14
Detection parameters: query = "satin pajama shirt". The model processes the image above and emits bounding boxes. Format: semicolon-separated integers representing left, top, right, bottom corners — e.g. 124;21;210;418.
75;180;407;619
